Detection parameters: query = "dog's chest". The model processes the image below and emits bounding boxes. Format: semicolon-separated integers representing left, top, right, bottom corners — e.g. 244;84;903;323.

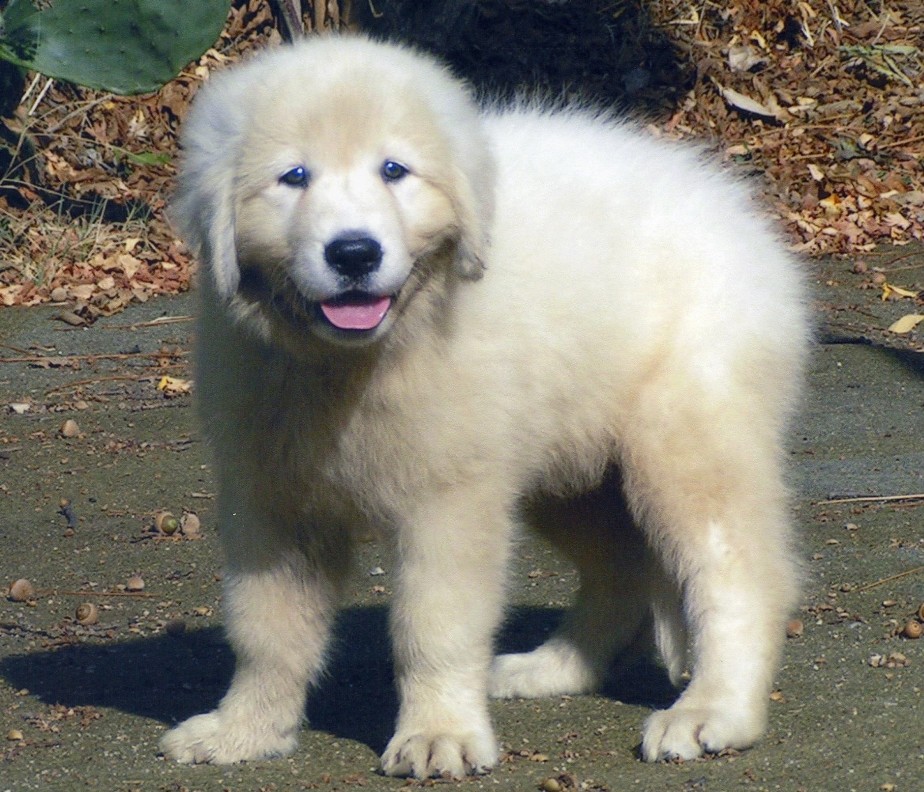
255;363;440;523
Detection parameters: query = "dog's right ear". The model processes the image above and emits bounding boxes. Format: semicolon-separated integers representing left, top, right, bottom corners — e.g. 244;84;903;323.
169;76;246;299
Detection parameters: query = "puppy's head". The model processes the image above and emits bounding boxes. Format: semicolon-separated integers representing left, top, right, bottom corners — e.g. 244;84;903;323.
173;36;493;348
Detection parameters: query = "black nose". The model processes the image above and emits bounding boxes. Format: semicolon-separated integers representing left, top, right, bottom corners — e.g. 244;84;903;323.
324;235;383;277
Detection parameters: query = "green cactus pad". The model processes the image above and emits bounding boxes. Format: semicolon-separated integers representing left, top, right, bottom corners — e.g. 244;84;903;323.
0;0;231;94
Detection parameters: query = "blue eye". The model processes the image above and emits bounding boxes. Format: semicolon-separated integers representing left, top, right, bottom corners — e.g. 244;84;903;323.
279;166;309;188
381;160;409;182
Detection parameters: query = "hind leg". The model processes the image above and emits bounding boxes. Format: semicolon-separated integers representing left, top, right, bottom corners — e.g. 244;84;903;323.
490;478;656;699
623;396;799;761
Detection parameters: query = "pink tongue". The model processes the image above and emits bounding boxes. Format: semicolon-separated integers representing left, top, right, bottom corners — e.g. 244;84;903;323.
320;295;392;330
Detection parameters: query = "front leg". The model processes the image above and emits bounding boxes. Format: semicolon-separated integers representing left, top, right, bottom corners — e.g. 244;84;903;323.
161;502;348;764
381;492;514;779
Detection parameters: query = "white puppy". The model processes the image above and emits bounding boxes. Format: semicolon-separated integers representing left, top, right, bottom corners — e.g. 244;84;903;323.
160;35;809;779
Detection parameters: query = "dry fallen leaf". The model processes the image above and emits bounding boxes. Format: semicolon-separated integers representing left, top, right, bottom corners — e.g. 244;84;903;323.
727;43;767;73
881;283;920;301
711;79;780;120
156;375;192;396
887;314;924;334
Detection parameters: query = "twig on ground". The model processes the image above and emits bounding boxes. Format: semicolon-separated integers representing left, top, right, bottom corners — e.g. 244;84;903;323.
44;374;151;396
100;315;193;330
0;351;188;365
817;493;924;505
854;565;924;593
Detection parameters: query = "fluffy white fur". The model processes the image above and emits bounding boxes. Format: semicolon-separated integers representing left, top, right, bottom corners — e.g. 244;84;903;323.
160;35;809;779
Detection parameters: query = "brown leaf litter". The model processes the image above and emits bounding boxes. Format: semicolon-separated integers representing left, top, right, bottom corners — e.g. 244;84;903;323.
0;0;921;316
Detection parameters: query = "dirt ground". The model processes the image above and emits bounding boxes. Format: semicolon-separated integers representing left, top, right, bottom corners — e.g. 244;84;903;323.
1;245;922;791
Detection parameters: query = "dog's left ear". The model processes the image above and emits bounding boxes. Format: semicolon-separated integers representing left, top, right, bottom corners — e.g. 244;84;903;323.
448;141;495;280
448;160;492;280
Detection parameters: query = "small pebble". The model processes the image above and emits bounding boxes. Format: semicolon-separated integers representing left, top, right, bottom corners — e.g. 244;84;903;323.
786;618;804;638
58;498;78;531
870;652;910;668
6;729;23;742
8;578;35;602
125;575;145;592
59;419;80;438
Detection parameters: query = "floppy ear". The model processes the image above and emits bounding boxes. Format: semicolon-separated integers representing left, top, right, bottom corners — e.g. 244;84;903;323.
169;74;248;300
426;68;496;281
448;157;494;280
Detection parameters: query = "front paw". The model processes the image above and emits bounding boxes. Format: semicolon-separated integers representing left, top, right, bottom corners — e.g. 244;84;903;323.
160;711;298;764
380;727;498;779
641;704;766;762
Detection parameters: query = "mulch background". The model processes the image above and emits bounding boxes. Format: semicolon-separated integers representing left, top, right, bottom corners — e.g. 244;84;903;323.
0;0;921;336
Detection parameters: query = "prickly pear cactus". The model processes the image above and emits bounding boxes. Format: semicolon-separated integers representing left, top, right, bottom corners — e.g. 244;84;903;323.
0;0;231;95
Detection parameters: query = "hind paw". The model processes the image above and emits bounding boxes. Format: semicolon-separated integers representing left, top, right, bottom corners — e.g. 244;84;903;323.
641;705;765;762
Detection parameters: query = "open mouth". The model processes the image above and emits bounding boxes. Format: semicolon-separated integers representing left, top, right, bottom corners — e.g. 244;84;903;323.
318;291;393;332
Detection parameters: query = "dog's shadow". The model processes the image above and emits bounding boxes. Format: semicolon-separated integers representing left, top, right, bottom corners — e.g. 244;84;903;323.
0;606;675;754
